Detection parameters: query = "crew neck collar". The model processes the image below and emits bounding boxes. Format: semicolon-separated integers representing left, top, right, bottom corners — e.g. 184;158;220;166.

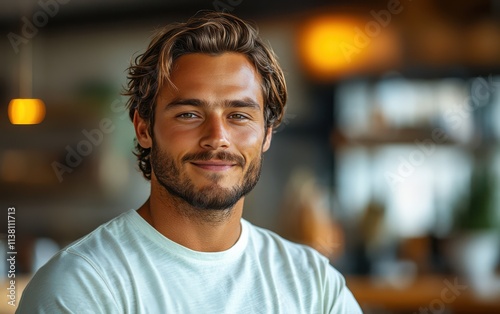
125;209;249;263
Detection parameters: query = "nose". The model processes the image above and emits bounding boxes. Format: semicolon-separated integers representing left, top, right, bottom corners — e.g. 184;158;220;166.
199;115;230;150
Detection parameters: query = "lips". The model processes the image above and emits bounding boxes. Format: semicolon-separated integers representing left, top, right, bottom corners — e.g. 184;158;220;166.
190;160;236;171
182;151;245;170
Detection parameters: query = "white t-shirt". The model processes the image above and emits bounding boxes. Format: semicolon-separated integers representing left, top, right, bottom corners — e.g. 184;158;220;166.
17;209;362;313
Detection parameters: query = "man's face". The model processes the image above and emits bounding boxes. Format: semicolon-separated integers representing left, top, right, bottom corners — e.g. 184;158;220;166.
138;52;272;210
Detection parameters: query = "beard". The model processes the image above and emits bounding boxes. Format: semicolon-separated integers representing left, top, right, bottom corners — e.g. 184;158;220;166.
150;139;263;212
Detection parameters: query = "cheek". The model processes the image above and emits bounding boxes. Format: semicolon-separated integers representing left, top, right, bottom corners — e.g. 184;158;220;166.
234;128;266;157
154;125;196;154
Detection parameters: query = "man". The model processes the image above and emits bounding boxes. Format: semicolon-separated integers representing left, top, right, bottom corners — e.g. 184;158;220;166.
18;11;362;313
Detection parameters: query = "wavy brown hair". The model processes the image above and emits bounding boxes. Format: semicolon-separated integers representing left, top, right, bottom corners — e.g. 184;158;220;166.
124;11;287;180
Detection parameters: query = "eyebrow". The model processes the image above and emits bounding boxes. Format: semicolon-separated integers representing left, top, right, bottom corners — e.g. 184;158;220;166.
164;98;261;111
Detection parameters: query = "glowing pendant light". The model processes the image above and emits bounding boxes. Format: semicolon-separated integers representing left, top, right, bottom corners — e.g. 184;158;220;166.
9;39;45;125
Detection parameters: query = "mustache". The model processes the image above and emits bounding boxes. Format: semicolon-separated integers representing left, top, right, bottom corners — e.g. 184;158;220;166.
182;151;245;167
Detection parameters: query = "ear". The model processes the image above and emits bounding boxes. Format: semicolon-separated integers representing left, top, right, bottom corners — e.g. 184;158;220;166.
262;127;272;152
133;110;152;149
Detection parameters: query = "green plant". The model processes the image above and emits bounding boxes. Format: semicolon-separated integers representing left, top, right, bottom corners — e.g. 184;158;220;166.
455;163;497;230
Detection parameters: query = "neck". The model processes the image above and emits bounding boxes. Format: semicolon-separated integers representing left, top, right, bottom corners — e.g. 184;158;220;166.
137;183;244;252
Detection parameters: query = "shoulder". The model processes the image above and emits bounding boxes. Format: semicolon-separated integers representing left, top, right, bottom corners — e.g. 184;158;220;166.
16;211;136;313
17;249;120;313
245;219;327;264
64;210;135;255
35;209;138;281
244;219;335;282
244;220;362;313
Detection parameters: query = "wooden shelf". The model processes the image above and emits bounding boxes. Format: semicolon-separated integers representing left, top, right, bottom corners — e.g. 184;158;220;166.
331;128;470;147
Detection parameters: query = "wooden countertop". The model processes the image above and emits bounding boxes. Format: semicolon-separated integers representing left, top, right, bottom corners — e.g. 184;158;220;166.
346;275;500;314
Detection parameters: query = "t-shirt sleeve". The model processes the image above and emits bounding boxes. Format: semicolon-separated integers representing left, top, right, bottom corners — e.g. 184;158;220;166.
16;250;119;314
324;265;363;314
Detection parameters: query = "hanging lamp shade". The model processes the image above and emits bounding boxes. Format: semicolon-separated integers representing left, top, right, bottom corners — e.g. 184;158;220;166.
9;17;46;126
8;98;46;125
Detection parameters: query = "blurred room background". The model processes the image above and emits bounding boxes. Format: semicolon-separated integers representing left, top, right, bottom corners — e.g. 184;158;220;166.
1;0;500;313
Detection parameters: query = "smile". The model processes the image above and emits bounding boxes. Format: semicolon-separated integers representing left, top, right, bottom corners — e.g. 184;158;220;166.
190;160;237;172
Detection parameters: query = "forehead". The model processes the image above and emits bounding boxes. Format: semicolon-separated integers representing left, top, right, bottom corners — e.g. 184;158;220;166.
159;53;264;107
171;52;260;82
